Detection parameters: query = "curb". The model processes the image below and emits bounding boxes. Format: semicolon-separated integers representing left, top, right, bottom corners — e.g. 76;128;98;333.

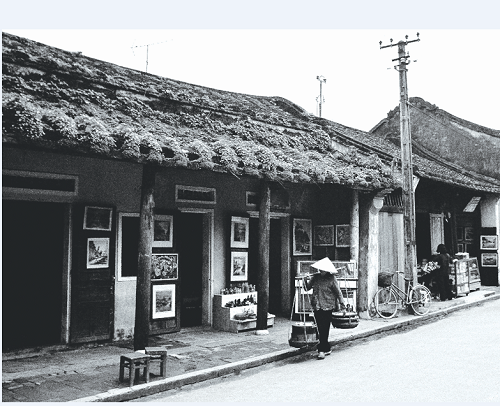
72;292;499;402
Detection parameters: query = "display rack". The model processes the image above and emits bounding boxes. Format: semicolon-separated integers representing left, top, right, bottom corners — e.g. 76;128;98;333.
213;292;275;333
451;258;471;297
468;257;481;291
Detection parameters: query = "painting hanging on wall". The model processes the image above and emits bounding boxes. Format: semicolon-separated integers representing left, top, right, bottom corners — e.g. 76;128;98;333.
336;224;350;247
293;218;312;255
230;216;249;248
481;253;498;267
153;215;173;248
314;225;335;246
151;254;178;280
83;206;113;231
152;284;175;319
86;237;110;269
480;235;498;250
230;251;248;281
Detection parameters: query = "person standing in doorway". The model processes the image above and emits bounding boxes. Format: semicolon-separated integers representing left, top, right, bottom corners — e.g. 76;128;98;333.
304;257;346;359
435;244;454;301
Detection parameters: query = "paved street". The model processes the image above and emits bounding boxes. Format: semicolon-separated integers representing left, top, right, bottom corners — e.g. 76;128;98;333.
137;299;500;403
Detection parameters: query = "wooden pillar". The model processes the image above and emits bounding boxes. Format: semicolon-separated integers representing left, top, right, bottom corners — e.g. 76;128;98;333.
134;165;156;351
350;189;360;265
256;181;270;334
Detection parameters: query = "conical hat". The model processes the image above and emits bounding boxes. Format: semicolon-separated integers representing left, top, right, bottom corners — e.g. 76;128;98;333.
311;257;337;274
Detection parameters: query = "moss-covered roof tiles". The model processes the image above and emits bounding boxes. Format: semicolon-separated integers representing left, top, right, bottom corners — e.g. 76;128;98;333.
2;32;395;191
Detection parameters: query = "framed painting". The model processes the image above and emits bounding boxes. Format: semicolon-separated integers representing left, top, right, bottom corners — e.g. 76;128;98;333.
332;260;358;279
86;237;110;269
152;284;175;319
230;216;249;249
153;215;173;248
481;253;498;267
293;218;312;255
296;260;317;278
230;251;248;282
464;227;474;241
314;225;335;246
480;235;498;250
83;206;113;231
336;224;350;247
151;253;178;280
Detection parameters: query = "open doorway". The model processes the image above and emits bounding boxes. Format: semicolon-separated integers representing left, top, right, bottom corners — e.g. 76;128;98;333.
177;212;204;327
2;201;65;350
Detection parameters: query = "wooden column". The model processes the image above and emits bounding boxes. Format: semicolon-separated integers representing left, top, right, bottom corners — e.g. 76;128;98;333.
256;181;271;334
350;189;360;265
134;165;156;351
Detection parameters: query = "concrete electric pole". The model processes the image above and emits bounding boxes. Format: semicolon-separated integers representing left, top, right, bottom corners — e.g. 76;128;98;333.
316;75;326;117
380;33;420;285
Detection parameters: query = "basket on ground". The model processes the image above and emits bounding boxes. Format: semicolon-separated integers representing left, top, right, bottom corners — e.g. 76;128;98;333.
378;271;393;288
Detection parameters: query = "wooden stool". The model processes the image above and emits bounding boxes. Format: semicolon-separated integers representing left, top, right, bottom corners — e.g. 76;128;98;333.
119;353;151;387
145;346;168;377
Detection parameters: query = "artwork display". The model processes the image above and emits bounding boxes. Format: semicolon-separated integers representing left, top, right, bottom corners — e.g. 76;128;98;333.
230;216;249;248
296;260;317;278
464;227;474;241
480;235;498;250
83;206;113;231
153;215;173;248
481;253;498;267
230;251;248;281
151;254;178;280
152;284;175;319
86;237;110;269
314;225;335;246
293;218;312;255
332;260;358;279
336;224;350;247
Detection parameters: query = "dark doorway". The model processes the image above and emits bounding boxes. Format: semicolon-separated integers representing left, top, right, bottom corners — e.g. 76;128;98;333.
177;212;203;327
249;218;282;316
2;201;64;350
416;212;431;262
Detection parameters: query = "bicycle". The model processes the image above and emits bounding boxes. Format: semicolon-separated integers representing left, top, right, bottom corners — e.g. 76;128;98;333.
374;270;432;319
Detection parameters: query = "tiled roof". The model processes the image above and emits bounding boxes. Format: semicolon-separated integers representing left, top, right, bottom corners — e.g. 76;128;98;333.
369;97;500;194
2;32;395;191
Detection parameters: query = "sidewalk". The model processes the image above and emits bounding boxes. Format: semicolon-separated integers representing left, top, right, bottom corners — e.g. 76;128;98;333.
3;286;499;402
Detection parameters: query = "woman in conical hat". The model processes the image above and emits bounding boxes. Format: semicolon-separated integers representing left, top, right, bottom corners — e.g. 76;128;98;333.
304;257;345;359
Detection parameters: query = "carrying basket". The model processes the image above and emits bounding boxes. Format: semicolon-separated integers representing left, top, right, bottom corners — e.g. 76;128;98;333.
378;271;393;288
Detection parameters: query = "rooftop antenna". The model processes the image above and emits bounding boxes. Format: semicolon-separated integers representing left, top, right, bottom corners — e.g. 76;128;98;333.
316;75;326;117
131;39;171;73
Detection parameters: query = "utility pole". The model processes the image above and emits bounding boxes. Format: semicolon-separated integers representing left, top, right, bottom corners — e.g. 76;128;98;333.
316;75;326;117
380;33;420;286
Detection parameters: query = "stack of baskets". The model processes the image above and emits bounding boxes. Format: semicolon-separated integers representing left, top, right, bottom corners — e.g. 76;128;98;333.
378;271;393;288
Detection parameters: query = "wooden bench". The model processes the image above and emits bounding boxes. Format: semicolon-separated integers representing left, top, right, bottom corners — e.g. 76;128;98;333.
145;346;168;377
119;353;151;387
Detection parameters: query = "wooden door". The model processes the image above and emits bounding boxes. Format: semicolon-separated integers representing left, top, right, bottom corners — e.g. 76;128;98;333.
379;211;404;290
70;204;114;343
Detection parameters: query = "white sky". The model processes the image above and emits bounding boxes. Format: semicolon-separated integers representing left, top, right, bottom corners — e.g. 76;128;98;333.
2;1;500;132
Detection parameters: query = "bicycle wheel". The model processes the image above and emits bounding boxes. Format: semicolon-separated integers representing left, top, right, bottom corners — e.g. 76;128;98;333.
374;287;398;319
410;284;432;315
